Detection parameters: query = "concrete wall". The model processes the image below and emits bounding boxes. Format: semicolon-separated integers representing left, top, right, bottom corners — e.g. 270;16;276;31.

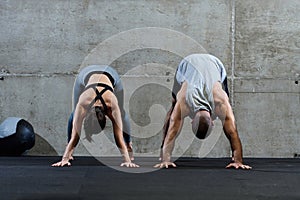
0;0;299;158
234;0;300;157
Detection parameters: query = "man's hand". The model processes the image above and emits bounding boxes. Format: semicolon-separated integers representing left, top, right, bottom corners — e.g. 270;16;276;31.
120;162;139;168
154;161;176;169
226;162;252;170
52;157;71;167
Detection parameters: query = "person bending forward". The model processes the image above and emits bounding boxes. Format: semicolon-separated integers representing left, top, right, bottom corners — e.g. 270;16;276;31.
155;54;251;170
52;65;139;168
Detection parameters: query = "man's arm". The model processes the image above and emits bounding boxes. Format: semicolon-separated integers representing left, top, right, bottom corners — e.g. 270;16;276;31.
155;82;189;168
213;83;251;169
155;97;189;168
160;97;176;155
221;102;243;163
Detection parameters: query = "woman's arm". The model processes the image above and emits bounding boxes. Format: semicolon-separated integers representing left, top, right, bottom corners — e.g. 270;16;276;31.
107;95;139;168
52;93;89;167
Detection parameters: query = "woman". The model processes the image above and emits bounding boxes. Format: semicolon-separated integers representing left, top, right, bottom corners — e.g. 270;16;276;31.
52;65;138;167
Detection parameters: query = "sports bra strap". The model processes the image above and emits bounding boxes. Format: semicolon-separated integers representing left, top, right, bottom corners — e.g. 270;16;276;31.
84;83;113;93
84;83;114;113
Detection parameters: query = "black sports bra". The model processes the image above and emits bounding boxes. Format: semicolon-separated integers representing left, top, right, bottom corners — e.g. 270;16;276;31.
84;82;114;113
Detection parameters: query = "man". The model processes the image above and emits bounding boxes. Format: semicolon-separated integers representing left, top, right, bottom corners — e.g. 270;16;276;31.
52;65;139;168
155;54;251;169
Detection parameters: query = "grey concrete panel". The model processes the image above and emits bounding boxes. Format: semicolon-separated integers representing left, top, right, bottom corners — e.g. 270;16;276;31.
235;0;300;78
0;0;232;74
234;78;299;93
234;90;300;157
232;0;300;158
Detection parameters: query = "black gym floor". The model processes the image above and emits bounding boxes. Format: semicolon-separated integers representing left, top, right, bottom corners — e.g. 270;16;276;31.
0;156;299;200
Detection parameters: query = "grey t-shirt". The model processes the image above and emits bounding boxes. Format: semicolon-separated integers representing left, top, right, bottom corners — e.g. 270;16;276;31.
175;54;227;118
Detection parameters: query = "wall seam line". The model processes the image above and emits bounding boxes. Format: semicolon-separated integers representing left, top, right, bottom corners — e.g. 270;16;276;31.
231;0;236;107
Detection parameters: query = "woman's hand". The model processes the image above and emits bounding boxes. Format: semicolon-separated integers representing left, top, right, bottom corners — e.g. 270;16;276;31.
52;157;71;167
120;162;139;168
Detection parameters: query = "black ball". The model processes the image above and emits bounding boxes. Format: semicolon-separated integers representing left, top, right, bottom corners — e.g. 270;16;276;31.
0;119;35;155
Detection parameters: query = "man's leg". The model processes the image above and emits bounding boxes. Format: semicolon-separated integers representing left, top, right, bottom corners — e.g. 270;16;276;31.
66;112;75;160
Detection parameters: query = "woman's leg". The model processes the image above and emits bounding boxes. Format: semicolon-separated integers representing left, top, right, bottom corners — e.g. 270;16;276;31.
114;80;131;144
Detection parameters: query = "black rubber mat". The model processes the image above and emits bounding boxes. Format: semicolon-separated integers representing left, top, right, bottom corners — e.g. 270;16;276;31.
0;156;299;200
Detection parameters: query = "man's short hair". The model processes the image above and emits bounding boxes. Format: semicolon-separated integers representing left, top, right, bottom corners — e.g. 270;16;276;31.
192;111;212;139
